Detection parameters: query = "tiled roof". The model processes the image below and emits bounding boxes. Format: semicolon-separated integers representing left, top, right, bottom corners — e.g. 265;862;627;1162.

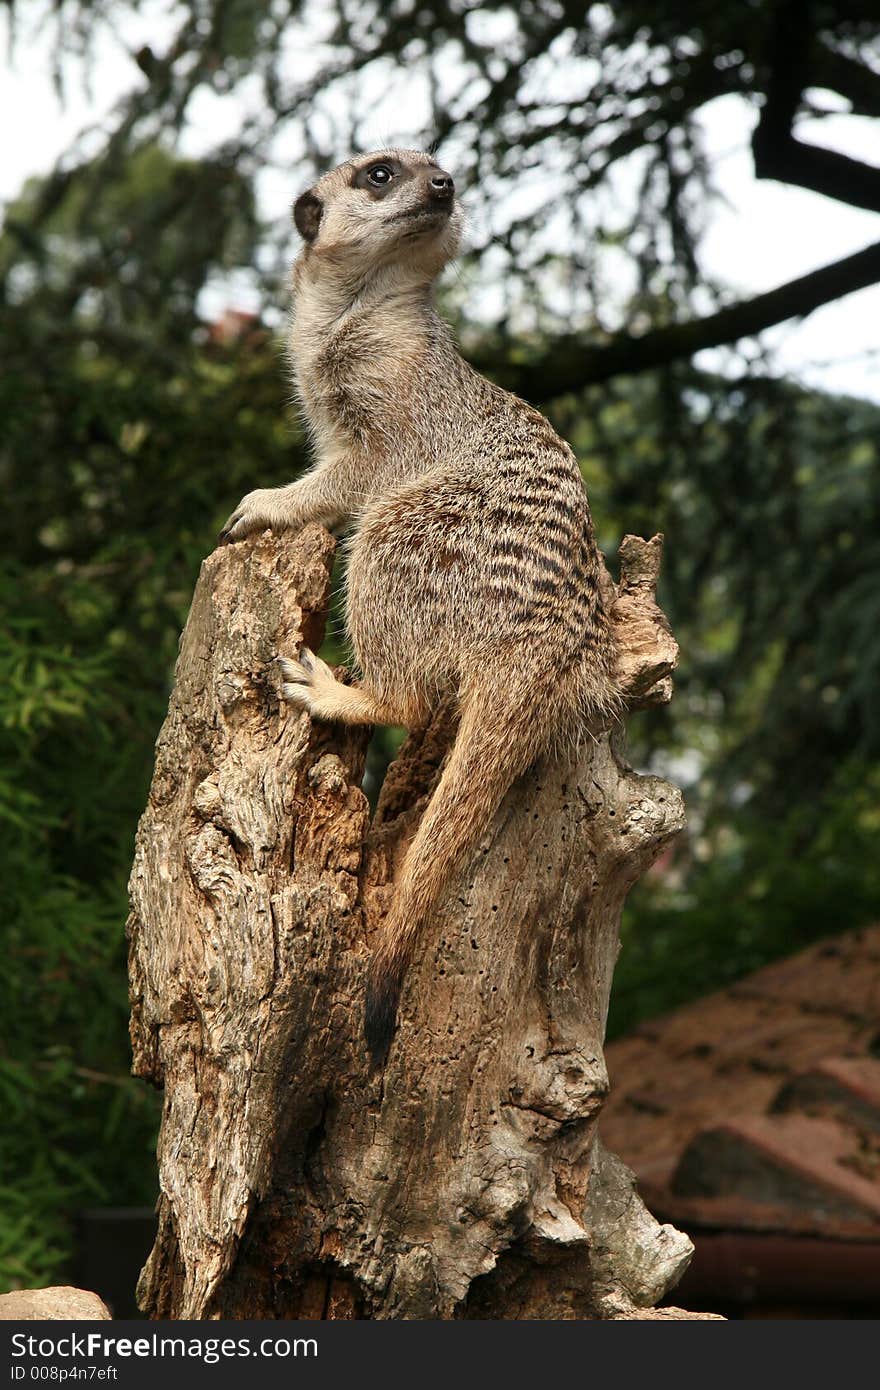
602;925;880;1239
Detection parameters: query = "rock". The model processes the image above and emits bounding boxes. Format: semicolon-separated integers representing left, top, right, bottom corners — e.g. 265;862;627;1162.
0;1287;111;1320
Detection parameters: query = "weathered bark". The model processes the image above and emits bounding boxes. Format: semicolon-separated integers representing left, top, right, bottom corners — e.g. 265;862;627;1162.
127;523;712;1319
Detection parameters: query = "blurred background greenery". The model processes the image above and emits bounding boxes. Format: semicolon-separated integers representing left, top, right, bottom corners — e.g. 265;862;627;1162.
2;0;879;1292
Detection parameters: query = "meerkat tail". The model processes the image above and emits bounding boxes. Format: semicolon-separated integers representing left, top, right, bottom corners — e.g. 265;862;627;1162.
364;679;546;1064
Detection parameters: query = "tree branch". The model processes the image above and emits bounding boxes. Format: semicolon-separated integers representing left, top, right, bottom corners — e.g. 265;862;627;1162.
470;239;880;399
751;0;880;213
753;129;880;214
813;44;880;122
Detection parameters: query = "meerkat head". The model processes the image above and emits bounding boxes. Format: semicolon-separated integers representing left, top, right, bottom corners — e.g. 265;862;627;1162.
292;149;462;284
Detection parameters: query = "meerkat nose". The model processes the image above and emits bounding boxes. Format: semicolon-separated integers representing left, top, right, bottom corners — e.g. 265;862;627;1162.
429;171;455;199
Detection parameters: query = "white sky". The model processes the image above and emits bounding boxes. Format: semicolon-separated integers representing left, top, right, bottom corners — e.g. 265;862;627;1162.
1;15;878;403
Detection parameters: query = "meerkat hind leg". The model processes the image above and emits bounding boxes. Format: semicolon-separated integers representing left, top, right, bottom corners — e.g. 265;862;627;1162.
279;649;393;726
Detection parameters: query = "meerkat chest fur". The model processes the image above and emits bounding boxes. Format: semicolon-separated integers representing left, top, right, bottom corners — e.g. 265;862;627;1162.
290;264;459;490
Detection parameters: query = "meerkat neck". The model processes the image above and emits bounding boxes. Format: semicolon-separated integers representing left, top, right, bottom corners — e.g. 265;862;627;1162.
289;258;459;467
291;261;439;351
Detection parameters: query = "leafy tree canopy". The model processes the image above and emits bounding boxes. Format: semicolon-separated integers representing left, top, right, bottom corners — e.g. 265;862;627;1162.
5;0;879;372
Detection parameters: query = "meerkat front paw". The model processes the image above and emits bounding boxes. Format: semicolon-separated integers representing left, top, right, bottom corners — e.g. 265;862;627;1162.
220;488;277;543
220;487;299;544
278;648;338;717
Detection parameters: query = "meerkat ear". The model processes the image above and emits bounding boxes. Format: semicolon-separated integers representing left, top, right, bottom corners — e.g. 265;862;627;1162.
293;190;323;243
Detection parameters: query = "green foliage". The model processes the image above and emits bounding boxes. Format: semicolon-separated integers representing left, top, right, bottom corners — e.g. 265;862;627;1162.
2;140;259;348
0;228;309;1285
557;367;880;1035
10;0;879;342
609;763;880;1038
0;563;154;1286
565;366;880;807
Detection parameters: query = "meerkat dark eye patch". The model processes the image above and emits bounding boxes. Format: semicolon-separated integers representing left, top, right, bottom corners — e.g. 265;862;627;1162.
352;158;413;197
293;190;323;243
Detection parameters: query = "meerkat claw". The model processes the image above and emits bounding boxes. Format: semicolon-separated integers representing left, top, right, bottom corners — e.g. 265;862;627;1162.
278;648;328;711
219;508;252;544
278;649;314;685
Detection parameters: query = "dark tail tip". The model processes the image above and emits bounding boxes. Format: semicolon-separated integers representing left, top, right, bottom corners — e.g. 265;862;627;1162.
364;969;401;1068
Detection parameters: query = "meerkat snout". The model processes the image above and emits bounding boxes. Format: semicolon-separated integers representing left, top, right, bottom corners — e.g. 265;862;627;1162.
428;170;454;197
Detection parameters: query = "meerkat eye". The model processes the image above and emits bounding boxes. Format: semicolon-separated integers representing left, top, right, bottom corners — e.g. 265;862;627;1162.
367;164;394;187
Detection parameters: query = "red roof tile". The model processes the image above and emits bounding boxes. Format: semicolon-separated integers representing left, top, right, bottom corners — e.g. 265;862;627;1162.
602;925;880;1240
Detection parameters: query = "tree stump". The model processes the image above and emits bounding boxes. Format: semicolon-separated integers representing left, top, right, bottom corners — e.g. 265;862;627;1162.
127;523;710;1319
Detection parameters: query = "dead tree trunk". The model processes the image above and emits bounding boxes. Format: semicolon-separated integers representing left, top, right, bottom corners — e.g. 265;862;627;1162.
127;523;709;1320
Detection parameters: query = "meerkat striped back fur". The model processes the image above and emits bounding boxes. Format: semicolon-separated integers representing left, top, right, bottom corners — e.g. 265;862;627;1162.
221;149;620;1063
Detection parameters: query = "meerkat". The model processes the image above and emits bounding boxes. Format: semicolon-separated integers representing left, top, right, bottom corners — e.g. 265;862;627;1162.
221;149;620;1063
